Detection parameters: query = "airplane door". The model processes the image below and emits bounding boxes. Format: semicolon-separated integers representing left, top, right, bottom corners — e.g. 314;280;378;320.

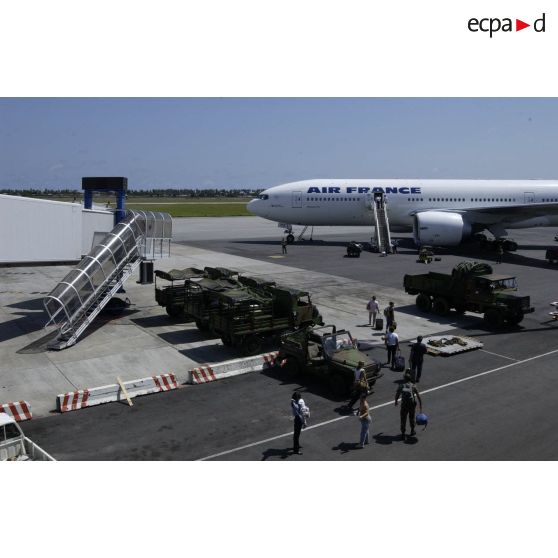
292;191;302;208
365;193;373;210
524;192;535;203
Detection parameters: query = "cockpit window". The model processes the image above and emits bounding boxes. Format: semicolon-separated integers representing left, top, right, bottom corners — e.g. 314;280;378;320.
259;194;269;200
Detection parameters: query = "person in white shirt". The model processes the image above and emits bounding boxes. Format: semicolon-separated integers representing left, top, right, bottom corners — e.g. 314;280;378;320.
385;327;399;370
366;295;380;326
291;391;306;455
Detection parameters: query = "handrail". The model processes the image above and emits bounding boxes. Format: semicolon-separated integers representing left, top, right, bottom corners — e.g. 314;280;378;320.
44;210;172;331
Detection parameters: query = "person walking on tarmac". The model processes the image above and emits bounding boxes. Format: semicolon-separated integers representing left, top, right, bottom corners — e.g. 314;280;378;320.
281;237;288;255
291;391;305;455
410;335;427;383
384;301;395;332
367;295;380;326
357;393;372;448
347;362;369;412
395;371;423;440
385;326;399;370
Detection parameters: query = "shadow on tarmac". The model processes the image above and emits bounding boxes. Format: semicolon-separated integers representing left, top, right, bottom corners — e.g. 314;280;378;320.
260;366;348;405
374;432;418;445
5;297;45;311
261;448;295;460
332;441;365;454
132;314;190;328
0;313;45;343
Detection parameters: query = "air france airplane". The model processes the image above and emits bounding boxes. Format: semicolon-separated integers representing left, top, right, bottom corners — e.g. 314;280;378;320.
247;179;558;246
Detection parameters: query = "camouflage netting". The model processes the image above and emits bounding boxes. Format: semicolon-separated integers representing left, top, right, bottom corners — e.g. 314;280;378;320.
452;261;493;277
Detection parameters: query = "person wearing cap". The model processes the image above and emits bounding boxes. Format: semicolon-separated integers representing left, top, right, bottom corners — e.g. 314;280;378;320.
395;371;423;439
410;335;428;383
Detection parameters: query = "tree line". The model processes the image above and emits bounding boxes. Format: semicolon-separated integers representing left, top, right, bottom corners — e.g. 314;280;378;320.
0;188;263;198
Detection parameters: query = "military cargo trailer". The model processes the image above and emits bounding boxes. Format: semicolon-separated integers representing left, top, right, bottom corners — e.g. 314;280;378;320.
154;267;205;318
154;266;239;322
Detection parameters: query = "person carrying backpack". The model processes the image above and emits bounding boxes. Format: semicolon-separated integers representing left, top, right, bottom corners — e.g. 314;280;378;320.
394;371;423;440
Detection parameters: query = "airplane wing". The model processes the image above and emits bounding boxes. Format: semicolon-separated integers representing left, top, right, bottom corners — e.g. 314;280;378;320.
412;202;558;225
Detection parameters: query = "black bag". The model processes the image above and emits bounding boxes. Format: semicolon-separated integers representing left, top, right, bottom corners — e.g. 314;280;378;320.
374;317;383;330
394;353;405;372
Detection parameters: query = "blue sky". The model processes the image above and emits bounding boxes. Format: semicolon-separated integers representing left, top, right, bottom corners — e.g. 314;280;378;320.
1;98;557;189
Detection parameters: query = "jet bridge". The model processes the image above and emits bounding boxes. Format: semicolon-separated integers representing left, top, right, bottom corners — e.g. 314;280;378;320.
43;210;172;350
367;192;392;253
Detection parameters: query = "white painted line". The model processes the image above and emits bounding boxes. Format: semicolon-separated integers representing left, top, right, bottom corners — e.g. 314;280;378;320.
197;347;558;461
479;349;518;361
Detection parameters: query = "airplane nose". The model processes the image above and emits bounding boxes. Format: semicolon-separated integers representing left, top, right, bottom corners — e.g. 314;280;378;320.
247;198;261;216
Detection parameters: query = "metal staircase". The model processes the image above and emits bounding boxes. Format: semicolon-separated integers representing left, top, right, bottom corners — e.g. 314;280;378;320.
368;193;392;253
44;210;172;350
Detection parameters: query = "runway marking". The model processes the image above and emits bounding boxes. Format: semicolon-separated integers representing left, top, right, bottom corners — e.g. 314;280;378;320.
479;349;518;361
197;346;558;461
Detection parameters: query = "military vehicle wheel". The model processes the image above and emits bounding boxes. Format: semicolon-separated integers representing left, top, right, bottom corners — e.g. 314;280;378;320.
220;334;233;346
286;234;295;244
329;375;348;397
484;309;504;329
195;319;209;332
166;305;183;318
416;294;432;312
506;311;524;325
240;335;262;356
432;297;450;315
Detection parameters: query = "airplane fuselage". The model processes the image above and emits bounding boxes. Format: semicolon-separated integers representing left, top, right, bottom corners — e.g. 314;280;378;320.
248;179;558;232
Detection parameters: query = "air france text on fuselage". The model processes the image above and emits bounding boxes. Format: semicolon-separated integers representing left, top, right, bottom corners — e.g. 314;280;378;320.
306;186;421;194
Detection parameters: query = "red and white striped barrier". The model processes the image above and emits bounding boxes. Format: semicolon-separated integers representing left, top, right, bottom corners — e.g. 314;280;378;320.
57;373;179;413
0;400;33;422
153;373;179;391
190;365;217;384
189;352;278;385
58;390;90;413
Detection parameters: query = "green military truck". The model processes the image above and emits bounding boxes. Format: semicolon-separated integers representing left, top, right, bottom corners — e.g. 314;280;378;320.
277;325;383;397
207;285;323;355
404;261;534;328
155;266;323;355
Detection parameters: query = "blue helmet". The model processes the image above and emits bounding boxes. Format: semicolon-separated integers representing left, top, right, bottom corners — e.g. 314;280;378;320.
416;413;428;426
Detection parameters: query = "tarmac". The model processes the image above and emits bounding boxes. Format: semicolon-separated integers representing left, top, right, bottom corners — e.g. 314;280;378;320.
3;216;558;460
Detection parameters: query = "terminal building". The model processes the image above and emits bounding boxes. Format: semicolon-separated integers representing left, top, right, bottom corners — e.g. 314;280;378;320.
0;177;127;265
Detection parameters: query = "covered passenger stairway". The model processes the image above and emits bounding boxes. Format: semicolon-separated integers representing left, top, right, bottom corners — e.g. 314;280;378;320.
43;210;172;350
367;192;392;253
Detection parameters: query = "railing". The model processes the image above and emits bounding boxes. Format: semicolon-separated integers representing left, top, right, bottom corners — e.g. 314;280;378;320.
43;210;172;349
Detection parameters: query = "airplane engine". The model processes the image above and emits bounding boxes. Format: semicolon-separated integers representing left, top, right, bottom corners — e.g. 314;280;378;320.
413;211;472;246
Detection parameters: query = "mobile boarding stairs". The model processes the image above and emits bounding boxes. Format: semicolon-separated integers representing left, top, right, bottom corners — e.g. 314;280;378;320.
43;210;172;350
367;192;392;253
